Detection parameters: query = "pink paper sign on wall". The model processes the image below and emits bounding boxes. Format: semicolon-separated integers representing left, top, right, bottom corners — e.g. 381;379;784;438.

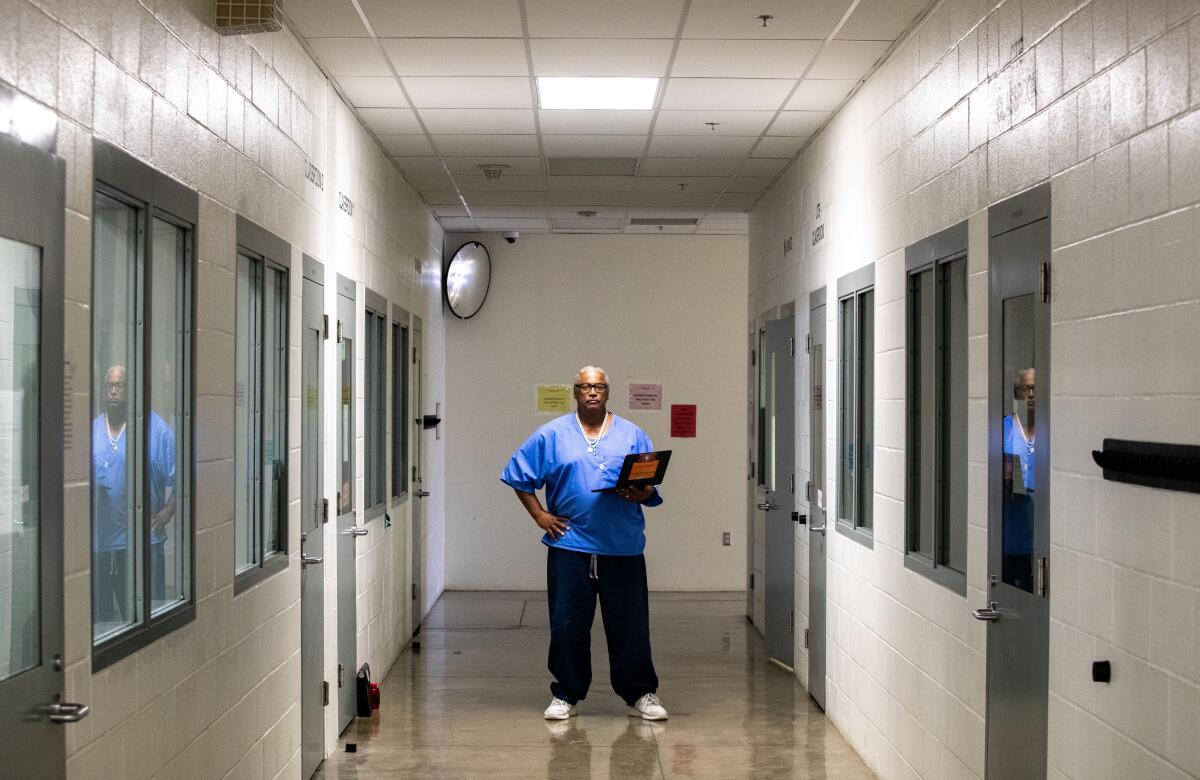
671;404;697;438
628;383;662;410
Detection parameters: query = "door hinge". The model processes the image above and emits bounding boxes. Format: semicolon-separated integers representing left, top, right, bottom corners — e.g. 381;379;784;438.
412;582;417;600
322;498;329;523
322;314;329;340
322;681;329;705
412;346;417;364
1040;262;1051;303
804;627;809;648
1036;557;1048;597
805;480;812;502
751;349;756;367
336;320;342;342
749;573;755;591
806;333;811;354
337;663;344;688
789;336;795;356
412;465;417;481
789;473;795;494
789;612;794;632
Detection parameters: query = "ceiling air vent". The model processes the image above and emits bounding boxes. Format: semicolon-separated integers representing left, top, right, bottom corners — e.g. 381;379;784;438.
629;218;700;226
215;1;282;35
548;157;639;176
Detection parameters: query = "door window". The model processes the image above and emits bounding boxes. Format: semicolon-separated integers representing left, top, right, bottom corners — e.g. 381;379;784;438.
1001;294;1037;592
0;236;41;681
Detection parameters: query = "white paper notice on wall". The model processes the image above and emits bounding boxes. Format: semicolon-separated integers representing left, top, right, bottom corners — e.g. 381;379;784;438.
628;383;662;410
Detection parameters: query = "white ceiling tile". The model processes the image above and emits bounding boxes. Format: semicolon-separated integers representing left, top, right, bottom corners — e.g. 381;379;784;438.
358;0;523;37
418;108;536;134
410;173;457;191
433;134;540;155
530;39;673;77
836;0;929;41
640;157;745;176
631;191;715;206
378;134;434;155
653;110;774;135
786;79;857;111
647;134;757;157
525;0;685;38
541;135;646;156
432;205;469;217
683;0;853;39
548;207;627;217
475;218;550;230
671;39;820;78
438;217;478;230
547;191;633;206
624;224;697;233
807;40;891;79
768;111;828;135
727;176;772;192
442;157;544;176
337;77;409;108
551;217;623;231
393;156;449;176
739;157;791;176
661;78;795;110
380;38;529;76
698;217;750;231
457;175;546;192
636;177;731;193
715;192;760;211
462;191;549;205
626;206;706;218
467;207;550;219
284;0;369;37
308;39;392;77
401;77;533;108
424;191;466;205
358;108;422;133
752;136;808;157
538;110;654;135
547;177;636;192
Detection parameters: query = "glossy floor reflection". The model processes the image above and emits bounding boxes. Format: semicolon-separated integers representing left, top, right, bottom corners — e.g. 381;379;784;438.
315;591;873;779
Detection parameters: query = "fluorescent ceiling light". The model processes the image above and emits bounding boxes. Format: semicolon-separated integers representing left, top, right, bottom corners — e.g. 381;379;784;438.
537;77;659;110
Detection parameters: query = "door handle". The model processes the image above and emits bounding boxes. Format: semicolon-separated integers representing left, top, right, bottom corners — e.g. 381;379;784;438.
972;601;1001;621
757;502;776;511
416;490;431;498
809;522;826;534
350;527;368;537
301;554;323;566
40;699;90;724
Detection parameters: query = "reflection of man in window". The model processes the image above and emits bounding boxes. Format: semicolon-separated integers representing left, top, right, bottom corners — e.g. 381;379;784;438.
1002;367;1036;589
92;365;176;625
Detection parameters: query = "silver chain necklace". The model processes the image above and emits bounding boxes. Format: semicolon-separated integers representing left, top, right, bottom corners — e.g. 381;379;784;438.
575;411;611;454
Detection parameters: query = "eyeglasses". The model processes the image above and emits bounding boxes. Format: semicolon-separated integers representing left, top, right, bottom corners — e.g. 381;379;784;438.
574;383;609;393
105;381;127;390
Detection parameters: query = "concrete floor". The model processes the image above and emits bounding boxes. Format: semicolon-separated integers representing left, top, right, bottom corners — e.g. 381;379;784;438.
315;591;873;779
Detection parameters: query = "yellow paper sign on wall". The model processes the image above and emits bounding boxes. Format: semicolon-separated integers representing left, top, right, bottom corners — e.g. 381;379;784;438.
536;384;572;414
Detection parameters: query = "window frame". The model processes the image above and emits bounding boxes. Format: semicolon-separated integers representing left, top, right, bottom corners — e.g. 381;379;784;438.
904;222;969;594
91;140;197;671
391;303;411;503
364;288;388;520
233;216;291;595
835;263;875;549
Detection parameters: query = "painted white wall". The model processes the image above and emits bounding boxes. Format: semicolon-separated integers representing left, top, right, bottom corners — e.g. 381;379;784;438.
749;0;1200;778
443;232;749;591
0;1;444;777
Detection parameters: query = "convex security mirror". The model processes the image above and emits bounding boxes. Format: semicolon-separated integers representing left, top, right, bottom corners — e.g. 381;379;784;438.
444;240;491;319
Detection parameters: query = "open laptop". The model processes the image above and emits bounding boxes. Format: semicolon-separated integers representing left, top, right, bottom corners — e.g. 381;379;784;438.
592;450;672;493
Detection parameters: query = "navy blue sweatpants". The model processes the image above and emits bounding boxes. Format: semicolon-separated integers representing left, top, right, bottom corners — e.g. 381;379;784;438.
546;546;659;706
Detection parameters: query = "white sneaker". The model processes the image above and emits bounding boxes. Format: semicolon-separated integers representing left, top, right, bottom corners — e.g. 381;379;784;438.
543;696;576;720
629;693;668;720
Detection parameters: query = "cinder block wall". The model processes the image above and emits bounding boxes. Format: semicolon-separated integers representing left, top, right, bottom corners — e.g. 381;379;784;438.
1;1;446;777
748;0;1200;777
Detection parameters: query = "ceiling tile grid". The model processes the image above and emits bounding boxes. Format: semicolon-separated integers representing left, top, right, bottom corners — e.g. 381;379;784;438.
287;0;935;233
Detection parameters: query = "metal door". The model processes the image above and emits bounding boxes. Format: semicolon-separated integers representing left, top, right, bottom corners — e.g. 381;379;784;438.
300;264;325;777
335;276;359;734
0;129;74;777
808;295;828;709
980;186;1051;779
762;318;796;668
410;318;424;631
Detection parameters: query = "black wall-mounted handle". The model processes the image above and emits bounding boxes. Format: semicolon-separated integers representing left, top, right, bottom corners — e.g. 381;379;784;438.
1091;439;1200;494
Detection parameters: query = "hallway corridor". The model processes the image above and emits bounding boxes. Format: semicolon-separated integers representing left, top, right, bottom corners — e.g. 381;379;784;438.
315;592;871;779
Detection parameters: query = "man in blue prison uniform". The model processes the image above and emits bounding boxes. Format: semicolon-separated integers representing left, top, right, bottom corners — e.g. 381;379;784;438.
502;366;669;721
92;364;177;626
1002;367;1036;590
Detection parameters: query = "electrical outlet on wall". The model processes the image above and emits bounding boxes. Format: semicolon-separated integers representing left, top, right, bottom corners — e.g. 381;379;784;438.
722;531;731;546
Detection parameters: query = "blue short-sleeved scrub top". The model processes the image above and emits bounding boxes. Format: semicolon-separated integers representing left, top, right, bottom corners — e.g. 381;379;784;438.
501;413;663;556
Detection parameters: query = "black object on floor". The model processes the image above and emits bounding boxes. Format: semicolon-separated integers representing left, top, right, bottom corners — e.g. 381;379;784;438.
356;663;373;717
345;744;357;753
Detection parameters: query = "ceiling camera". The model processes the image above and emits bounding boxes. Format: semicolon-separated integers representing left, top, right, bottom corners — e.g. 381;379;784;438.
503;231;519;244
